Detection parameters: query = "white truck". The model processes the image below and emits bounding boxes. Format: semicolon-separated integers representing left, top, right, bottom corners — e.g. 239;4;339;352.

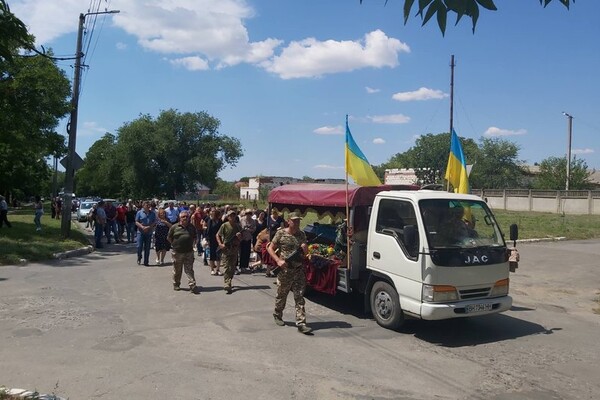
268;183;518;330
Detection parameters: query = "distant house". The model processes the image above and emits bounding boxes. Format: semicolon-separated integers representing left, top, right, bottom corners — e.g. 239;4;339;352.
384;168;418;185
239;176;346;200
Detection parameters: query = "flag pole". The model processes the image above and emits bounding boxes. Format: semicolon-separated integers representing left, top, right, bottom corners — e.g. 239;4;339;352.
345;114;351;271
447;55;455;192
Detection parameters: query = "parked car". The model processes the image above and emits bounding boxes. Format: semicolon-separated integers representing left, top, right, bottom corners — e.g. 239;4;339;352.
77;201;96;222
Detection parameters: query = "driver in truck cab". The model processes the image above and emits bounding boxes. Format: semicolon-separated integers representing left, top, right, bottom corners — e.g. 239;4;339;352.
437;204;478;245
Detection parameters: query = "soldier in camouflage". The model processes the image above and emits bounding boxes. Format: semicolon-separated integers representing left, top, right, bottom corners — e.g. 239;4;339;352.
216;210;242;294
267;211;312;334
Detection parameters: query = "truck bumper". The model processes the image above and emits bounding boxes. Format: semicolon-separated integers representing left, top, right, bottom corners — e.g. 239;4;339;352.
419;296;512;320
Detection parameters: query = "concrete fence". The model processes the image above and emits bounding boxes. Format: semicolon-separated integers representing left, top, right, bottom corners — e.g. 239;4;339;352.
471;189;600;215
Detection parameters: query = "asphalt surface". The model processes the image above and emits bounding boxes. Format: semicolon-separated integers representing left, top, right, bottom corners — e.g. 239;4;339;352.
1;228;599;399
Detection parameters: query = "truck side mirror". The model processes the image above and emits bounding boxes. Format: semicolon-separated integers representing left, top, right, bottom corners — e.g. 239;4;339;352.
509;224;518;241
403;225;417;249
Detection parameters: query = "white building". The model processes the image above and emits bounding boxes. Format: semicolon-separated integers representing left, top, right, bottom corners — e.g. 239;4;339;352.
384;168;419;185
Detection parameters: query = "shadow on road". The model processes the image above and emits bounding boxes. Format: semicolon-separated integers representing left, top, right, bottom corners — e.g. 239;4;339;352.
305;289;554;346
404;314;558;347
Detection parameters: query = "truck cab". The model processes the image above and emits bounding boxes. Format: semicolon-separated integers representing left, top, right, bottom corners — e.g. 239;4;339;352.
366;191;514;329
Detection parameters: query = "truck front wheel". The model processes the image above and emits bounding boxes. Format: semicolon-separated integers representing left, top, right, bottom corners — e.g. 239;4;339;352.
370;281;404;330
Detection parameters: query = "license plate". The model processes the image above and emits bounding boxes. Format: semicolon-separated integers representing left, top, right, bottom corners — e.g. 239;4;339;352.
465;303;492;313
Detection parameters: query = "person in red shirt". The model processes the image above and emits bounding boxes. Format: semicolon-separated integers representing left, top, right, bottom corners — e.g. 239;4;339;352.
116;202;127;241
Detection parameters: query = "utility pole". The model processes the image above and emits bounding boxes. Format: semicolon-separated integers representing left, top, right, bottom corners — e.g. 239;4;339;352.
61;9;119;237
562;112;574;191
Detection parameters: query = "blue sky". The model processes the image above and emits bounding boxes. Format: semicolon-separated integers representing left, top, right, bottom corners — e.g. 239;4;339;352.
11;0;600;182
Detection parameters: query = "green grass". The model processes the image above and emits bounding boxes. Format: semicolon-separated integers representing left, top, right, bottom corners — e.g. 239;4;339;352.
0;205;90;265
493;210;600;240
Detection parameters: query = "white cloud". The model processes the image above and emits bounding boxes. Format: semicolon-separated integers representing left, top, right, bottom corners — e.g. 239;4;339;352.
116;42;127;51
392;87;448;102
314;164;344;170
373;138;386;144
313;125;343;135
12;2;409;77
13;0;281;69
11;0;82;44
169;56;210;71
573;148;594;155
366;86;380;94
263;30;410;79
368;114;411;124
484;127;527;137
80;121;108;136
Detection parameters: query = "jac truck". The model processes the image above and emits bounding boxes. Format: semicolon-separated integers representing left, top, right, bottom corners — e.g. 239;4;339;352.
268;183;518;330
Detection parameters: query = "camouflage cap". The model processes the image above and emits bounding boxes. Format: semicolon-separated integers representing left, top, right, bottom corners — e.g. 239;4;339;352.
287;211;302;220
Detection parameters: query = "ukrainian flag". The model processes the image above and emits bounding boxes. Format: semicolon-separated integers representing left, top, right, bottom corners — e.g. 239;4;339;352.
444;129;469;193
345;117;381;186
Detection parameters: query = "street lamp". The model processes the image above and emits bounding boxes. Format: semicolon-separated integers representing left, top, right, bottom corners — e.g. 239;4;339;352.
562;112;573;191
61;9;120;237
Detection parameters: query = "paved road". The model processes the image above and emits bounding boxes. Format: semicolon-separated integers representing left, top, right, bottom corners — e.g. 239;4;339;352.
0;236;598;399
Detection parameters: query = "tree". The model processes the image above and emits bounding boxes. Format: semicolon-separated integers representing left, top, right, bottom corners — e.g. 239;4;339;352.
212;178;239;200
0;0;34;62
534;156;594;190
362;0;574;35
469;137;526;189
0;50;71;198
379;132;478;185
76;109;244;199
75;133;121;197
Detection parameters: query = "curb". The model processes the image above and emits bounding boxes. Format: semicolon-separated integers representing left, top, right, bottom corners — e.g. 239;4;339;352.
0;387;65;400
516;237;567;243
53;245;94;260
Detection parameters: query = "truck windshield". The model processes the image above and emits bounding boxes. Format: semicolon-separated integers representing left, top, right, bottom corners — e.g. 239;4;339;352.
420;199;505;250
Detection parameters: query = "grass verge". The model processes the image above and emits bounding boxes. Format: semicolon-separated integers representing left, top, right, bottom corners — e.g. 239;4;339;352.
493;210;600;240
0;206;89;265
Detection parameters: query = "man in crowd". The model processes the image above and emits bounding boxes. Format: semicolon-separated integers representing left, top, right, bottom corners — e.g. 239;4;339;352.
165;201;179;224
167;210;198;293
216;210;242;294
104;200;120;244
94;201;107;249
0;195;12;228
135;201;156;266
239;209;257;273
267;212;312;335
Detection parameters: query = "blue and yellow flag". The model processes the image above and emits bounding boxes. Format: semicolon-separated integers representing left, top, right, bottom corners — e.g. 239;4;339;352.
444;129;469;193
345;117;381;186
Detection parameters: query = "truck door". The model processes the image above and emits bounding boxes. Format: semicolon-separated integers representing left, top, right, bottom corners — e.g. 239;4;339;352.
368;198;422;316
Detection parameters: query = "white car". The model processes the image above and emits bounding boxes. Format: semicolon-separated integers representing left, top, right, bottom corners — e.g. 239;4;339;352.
77;201;96;222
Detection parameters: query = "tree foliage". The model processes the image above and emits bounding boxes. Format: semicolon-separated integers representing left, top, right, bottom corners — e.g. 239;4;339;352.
0;52;71;198
0;0;34;62
377;133;530;189
362;0;574;35
380;132;478;185
75;109;243;199
534;156;594;190
469;137;526;189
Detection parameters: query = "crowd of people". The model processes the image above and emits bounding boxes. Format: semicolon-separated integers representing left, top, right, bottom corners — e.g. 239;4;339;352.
86;199;313;333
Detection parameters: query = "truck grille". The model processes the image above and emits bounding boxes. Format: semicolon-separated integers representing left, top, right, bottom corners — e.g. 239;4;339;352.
459;287;491;300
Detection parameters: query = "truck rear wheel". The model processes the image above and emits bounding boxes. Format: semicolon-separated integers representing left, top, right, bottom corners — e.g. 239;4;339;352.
370;281;404;330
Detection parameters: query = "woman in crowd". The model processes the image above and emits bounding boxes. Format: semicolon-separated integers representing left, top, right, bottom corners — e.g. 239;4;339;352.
205;208;223;275
154;207;172;265
33;196;44;232
268;209;284;237
125;202;137;243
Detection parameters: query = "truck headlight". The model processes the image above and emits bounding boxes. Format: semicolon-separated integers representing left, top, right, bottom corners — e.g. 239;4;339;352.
490;278;509;297
423;284;458;302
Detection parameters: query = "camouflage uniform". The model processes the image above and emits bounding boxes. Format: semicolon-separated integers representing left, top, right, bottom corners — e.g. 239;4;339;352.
217;221;241;290
168;222;197;290
272;228;308;326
